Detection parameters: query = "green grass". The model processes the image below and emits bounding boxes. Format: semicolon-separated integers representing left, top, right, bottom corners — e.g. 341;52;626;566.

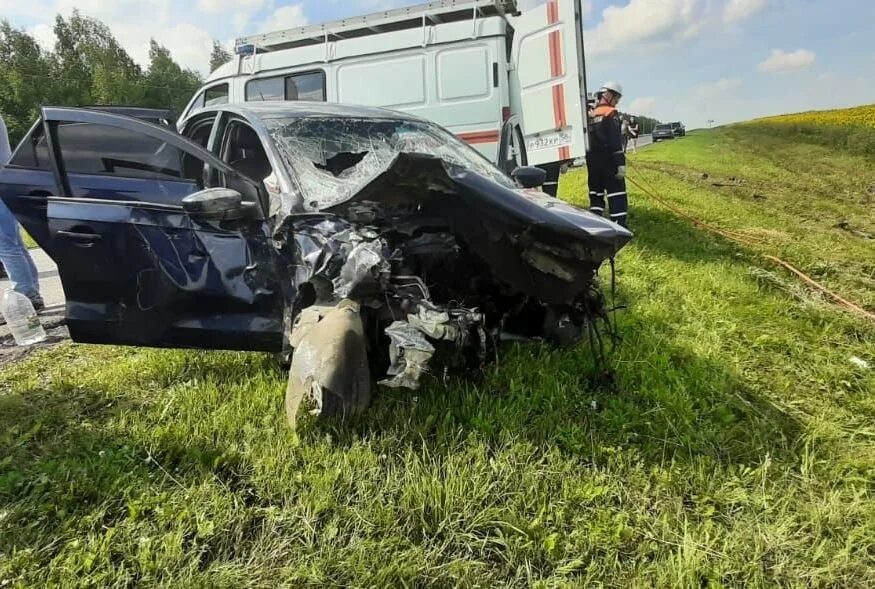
1;125;874;587
21;228;38;249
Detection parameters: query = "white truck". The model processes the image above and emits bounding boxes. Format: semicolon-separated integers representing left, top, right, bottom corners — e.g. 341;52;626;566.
181;0;589;195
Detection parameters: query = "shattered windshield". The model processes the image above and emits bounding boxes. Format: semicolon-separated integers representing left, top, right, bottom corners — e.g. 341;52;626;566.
265;117;516;209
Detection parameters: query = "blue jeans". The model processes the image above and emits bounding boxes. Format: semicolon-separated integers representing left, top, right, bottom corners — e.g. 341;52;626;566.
0;200;40;299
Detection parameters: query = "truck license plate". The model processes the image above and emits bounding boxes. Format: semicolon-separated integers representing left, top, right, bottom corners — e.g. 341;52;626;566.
527;132;571;153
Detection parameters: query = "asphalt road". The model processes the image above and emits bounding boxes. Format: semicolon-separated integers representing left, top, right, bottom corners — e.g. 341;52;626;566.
631;133;653;150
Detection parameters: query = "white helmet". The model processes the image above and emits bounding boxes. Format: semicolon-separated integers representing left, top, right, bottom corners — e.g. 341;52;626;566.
598;81;623;97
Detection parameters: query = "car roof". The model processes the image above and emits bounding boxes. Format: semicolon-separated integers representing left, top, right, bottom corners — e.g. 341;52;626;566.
190;101;426;123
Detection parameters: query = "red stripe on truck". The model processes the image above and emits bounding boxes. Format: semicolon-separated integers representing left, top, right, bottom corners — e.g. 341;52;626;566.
547;0;570;160
547;0;559;24
549;31;562;77
547;1;563;78
458;130;500;145
552;84;567;129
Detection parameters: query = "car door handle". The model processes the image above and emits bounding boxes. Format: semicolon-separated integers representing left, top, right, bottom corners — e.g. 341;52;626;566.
56;230;103;246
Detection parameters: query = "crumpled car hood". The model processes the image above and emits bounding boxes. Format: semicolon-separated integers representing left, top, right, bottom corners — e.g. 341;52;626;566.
313;152;633;304
270;146;634;417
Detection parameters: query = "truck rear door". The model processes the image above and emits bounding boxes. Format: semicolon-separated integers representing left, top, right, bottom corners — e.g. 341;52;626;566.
509;0;587;168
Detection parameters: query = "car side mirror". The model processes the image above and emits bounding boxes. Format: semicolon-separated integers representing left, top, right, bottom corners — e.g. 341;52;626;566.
512;166;547;189
182;188;249;221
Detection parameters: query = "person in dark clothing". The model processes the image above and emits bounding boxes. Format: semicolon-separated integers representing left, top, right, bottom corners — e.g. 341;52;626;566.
628;116;640;154
586;81;628;228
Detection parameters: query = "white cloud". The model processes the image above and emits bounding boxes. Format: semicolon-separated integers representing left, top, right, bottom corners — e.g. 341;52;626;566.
198;0;267;32
260;4;310;32
153;24;216;73
0;0;54;20
758;48;815;73
30;23;56;53
723;0;768;23
197;0;266;13
585;0;704;57
332;0;413;11
25;0;217;75
4;0;309;75
694;77;741;98
628;97;655;115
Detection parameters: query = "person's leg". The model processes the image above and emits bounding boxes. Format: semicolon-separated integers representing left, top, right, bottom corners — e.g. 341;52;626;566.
0;201;41;300
605;175;629;228
586;155;606;216
540;162;561;197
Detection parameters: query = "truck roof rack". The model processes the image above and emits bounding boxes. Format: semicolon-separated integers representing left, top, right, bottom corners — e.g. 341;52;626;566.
237;0;519;53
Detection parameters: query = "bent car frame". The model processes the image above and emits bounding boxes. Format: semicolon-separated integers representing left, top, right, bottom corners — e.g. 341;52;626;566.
0;103;632;422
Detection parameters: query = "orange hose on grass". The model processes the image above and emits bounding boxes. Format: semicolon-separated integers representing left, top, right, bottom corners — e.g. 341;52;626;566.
623;172;875;323
763;255;875;322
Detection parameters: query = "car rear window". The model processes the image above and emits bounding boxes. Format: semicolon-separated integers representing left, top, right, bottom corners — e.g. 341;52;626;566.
656;125;672;130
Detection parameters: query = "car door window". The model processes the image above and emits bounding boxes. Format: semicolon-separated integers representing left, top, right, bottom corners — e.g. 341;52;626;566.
56;122;203;185
7;124;50;169
182;116;216;148
219;121;275;206
222;121;273;181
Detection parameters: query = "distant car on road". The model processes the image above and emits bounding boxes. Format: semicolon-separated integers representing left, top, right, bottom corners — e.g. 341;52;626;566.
652;124;675;142
670;122;686;137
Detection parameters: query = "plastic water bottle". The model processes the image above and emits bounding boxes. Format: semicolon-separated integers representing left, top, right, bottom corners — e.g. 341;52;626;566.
1;289;47;346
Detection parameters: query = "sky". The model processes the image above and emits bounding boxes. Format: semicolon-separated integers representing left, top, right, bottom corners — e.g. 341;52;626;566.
1;0;873;128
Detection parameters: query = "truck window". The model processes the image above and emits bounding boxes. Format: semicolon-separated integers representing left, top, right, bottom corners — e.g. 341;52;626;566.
246;71;326;102
204;84;229;106
190;83;230;111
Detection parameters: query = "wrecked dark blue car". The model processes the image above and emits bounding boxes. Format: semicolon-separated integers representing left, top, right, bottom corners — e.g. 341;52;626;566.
0;103;632;422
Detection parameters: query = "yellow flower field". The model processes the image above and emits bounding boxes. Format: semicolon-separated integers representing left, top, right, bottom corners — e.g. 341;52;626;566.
753;104;875;128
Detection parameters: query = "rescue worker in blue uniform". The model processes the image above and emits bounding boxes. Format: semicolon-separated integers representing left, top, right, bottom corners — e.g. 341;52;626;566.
586;81;628;227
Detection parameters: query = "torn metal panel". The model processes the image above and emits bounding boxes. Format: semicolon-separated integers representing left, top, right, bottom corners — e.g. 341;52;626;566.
378;302;487;391
286;300;372;425
380;320;436;390
333;238;390;299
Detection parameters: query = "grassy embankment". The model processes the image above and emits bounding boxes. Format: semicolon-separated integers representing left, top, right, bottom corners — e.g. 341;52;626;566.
1;106;873;587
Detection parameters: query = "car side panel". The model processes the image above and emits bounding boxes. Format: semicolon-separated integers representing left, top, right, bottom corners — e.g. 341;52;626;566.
0;168;57;249
48;197;284;351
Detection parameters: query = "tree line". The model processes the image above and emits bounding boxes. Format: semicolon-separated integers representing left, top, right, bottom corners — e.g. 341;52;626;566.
0;11;232;144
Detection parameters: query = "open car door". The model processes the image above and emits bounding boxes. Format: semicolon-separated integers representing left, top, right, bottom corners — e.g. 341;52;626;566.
509;0;587;168
2;107;285;351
